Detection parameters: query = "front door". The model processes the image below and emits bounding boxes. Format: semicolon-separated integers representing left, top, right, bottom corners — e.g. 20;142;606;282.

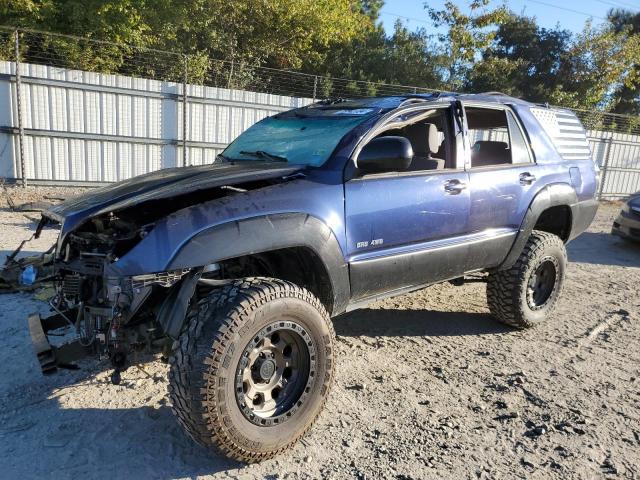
344;105;473;301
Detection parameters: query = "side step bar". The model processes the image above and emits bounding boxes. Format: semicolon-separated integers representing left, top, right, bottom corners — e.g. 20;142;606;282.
28;313;91;374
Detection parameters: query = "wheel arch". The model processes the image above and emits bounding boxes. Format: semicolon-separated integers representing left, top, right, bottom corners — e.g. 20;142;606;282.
499;183;577;270
165;213;350;316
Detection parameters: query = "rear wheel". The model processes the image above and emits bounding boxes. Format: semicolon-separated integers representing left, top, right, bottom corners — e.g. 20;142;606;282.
487;231;567;328
168;277;334;462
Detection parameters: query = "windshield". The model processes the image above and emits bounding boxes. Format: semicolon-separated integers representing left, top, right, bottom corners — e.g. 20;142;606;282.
222;109;376;167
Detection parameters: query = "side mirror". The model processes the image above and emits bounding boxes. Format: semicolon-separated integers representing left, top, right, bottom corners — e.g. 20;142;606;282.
357;136;414;173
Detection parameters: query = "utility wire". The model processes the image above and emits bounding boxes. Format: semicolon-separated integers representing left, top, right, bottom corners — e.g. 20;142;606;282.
594;0;639;12
380;10;431;25
522;0;608;20
384;2;609;25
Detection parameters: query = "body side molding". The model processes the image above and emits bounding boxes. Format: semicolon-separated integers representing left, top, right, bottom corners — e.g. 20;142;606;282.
349;228;516;301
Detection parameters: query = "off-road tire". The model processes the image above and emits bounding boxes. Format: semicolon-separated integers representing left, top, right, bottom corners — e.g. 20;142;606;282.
168;277;335;463
487;230;567;328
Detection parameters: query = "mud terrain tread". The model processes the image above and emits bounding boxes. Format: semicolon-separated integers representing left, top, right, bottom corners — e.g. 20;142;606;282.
168;277;334;463
487;230;567;329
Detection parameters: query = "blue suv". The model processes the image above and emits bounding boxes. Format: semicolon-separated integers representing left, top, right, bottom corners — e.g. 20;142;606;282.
27;93;598;462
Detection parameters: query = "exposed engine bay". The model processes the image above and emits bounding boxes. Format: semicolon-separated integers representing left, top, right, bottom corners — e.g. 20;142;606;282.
29;209;204;384
9;166;302;384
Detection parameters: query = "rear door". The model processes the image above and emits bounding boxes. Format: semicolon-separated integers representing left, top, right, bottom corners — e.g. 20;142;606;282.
463;104;539;269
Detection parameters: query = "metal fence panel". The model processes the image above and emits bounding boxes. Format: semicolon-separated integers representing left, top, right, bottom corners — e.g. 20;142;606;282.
0;55;639;198
0;60;312;184
587;130;640;199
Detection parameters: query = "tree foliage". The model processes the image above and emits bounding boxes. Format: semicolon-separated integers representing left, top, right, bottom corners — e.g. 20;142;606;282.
1;0;369;70
606;9;640;114
0;0;639;112
316;19;441;91
426;0;510;89
553;21;640;110
466;7;640;110
466;14;572;101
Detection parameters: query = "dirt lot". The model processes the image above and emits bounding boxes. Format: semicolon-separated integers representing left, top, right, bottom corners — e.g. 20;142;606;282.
0;187;638;479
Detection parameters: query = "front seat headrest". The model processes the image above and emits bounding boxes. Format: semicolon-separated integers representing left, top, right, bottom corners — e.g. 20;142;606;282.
403;122;442;157
403;123;428;155
427;123;439;155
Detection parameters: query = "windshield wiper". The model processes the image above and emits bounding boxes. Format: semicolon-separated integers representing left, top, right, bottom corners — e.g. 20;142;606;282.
216;153;231;163
239;150;288;162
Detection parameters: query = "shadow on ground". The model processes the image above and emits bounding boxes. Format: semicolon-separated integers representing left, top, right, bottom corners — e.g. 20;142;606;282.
1;370;243;480
334;308;512;338
567;232;640;267
0;304;514;479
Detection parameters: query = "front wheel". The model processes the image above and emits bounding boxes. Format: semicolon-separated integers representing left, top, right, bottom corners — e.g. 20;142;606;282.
168;277;335;463
487;231;567;328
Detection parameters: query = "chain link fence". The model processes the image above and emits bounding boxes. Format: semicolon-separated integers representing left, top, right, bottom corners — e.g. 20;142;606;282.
0;26;639;197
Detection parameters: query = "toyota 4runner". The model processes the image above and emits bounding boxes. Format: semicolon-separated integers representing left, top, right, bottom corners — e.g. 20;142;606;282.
22;92;599;462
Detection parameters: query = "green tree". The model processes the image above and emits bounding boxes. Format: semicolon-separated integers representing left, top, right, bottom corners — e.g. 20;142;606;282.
383;21;442;88
607;9;640;114
314;12;442;93
468;10;640;111
425;0;509;89
144;0;368;70
553;20;640;109
466;14;572;102
0;0;45;27
1;0;164;76
1;0;370;80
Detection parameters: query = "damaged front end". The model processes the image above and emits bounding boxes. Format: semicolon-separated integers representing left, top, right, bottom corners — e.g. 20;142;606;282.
28;211;195;383
14;162;306;383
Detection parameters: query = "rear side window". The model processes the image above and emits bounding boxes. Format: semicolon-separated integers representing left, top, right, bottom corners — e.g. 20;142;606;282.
465;107;532;167
506;112;532;164
530;107;591;160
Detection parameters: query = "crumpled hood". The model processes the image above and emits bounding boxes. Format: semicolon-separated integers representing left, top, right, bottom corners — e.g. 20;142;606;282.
44;161;304;232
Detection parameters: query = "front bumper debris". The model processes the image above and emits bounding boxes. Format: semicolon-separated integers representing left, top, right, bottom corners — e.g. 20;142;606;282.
28;312;91;374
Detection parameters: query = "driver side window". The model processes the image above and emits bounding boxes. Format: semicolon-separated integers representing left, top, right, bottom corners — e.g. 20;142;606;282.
369;108;456;172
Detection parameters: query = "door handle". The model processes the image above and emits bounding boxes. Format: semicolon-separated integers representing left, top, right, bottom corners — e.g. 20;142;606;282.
444;179;467;194
519;172;536;185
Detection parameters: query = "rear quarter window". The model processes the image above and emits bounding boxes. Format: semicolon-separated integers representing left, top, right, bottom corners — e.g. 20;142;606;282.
530;107;592;161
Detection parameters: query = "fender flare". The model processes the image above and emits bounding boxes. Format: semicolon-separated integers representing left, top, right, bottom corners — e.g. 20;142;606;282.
499;183;577;270
156;269;202;339
164;213;350;316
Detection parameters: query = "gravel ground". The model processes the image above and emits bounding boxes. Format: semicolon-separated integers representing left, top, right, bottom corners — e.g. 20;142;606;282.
0;187;639;479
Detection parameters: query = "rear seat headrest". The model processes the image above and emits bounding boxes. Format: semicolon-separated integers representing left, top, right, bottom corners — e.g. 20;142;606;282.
471;141;510;167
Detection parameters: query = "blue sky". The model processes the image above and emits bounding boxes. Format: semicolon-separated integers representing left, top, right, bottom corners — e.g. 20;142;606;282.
380;0;639;35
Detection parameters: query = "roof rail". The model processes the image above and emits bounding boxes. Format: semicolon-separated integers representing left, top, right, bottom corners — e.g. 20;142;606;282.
398;91;454;107
399;98;430;106
315;97;349;105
